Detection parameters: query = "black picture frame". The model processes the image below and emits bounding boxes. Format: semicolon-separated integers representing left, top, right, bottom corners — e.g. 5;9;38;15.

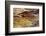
5;1;45;35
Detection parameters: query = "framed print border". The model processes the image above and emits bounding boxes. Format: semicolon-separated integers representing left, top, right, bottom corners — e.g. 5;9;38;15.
5;1;45;35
